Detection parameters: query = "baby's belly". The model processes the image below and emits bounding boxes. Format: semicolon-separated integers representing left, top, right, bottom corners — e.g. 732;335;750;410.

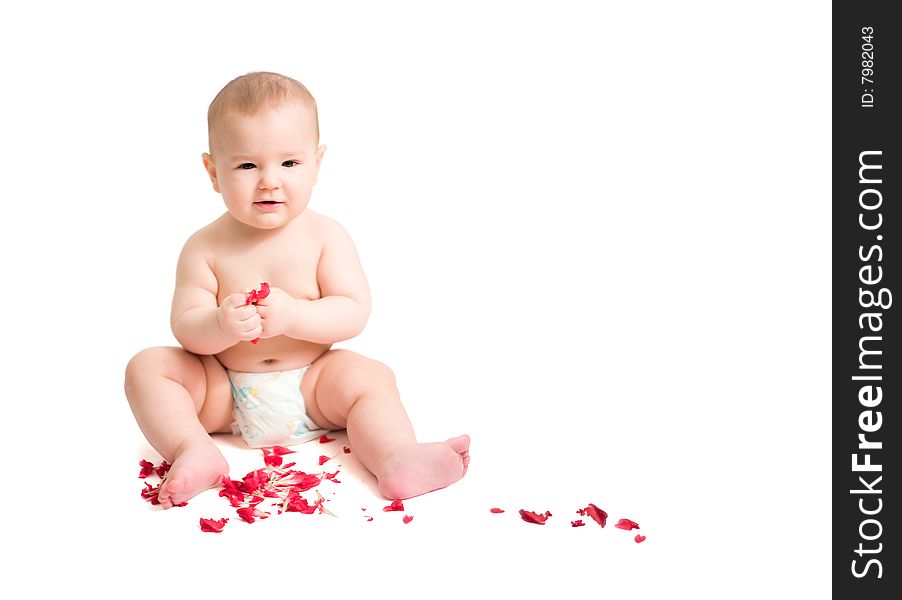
215;336;331;372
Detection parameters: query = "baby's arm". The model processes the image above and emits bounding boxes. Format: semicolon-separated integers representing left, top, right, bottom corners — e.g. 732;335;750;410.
260;218;371;344
170;235;262;355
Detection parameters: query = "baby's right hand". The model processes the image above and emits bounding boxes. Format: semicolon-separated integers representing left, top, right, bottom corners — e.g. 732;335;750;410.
217;293;263;342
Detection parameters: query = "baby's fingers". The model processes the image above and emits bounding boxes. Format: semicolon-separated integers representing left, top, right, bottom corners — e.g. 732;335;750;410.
222;292;251;309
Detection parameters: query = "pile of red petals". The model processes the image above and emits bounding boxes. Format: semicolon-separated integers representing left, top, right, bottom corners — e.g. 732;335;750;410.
244;282;270;344
139;444;343;533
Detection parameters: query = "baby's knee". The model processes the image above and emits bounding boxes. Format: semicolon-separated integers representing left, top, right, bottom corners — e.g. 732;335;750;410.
355;355;397;393
124;347;201;389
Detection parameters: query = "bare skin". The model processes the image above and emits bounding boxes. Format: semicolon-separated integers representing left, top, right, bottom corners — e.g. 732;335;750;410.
124;100;469;508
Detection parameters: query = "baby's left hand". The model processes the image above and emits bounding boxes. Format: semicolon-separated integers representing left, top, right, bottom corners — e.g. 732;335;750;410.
254;286;297;339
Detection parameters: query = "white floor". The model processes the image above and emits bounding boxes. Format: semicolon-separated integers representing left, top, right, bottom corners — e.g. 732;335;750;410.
2;3;832;596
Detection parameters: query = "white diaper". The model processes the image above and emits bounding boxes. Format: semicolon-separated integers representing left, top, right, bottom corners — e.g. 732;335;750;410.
227;366;326;449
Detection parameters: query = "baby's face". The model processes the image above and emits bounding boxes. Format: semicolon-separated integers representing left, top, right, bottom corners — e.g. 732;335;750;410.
203;102;325;230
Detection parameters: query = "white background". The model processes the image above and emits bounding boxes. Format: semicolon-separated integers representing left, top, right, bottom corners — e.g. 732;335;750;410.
1;1;830;597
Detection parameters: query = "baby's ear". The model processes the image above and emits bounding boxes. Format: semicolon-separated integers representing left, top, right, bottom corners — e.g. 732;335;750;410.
201;153;220;193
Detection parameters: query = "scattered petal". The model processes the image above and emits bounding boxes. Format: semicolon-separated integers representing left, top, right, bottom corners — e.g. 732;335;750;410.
519;509;551;525
615;518;640;531
141;482;161;505
490;508;505;514
319;434;336;443
271;446;295;455
585;504;608;528
138;460;155;478
237;507;257;523
199;517;228;533
383;499;404;512
571;520;586;527
262;449;283;467
403;515;414;524
342;446;351;453
155;461;171;478
318;455;331;466
634;535;646;543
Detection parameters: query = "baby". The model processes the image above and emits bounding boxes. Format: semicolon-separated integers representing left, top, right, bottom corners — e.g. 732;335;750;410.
124;72;470;509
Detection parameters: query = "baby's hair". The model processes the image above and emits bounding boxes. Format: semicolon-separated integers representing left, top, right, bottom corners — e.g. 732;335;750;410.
207;71;319;152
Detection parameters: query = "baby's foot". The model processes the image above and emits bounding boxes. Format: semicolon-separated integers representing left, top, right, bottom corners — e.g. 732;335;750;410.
376;435;470;500
157;441;229;509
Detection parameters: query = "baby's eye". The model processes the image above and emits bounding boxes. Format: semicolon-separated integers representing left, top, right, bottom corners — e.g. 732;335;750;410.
237;163;256;170
282;160;301;167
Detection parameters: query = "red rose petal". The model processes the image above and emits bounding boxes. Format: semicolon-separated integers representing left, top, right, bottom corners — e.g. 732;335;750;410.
262;449;283;467
490;508;505;514
585;503;608;528
199;517;228;533
155;461;171;478
342;446;351;453
519;509;550;525
615;518;640;531
245;282;270;306
318;455;331;465
319;434;336;443
635;534;646;543
383;499;404;512
138;460;155;478
271;446;295;455
237;506;257;523
403;515;414;524
571;520;586;527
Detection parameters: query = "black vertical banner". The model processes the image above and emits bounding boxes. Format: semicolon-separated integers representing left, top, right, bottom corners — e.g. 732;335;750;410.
834;3;900;597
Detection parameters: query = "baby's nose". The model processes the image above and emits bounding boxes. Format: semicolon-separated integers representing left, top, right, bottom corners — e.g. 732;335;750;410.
257;169;281;190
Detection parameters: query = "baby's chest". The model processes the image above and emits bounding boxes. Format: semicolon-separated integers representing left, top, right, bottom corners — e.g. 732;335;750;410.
214;241;322;303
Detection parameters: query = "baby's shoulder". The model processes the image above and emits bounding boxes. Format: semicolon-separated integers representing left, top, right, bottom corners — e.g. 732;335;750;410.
301;209;351;241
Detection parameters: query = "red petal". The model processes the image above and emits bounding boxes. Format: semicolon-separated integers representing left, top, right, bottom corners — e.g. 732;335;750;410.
403;515;414;524
519;509;550;525
634;535;646;543
319;434;336;443
250;338;260;345
138;460;155;478
262;449;283;467
237;507;256;523
199;517;228;533
342;446;351;453
155;461;171;478
571;520;586;527
383;499;404;512
489;508;505;514
256;282;270;301
271;446;295;455
318;455;330;465
585;504;608;528
614;518;640;531
245;290;257;305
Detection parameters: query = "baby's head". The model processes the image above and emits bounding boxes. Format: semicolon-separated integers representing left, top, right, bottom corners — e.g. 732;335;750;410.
206;71;319;155
202;72;326;229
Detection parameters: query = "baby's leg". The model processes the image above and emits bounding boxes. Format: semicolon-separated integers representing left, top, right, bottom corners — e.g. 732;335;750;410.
302;349;470;499
124;347;232;508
